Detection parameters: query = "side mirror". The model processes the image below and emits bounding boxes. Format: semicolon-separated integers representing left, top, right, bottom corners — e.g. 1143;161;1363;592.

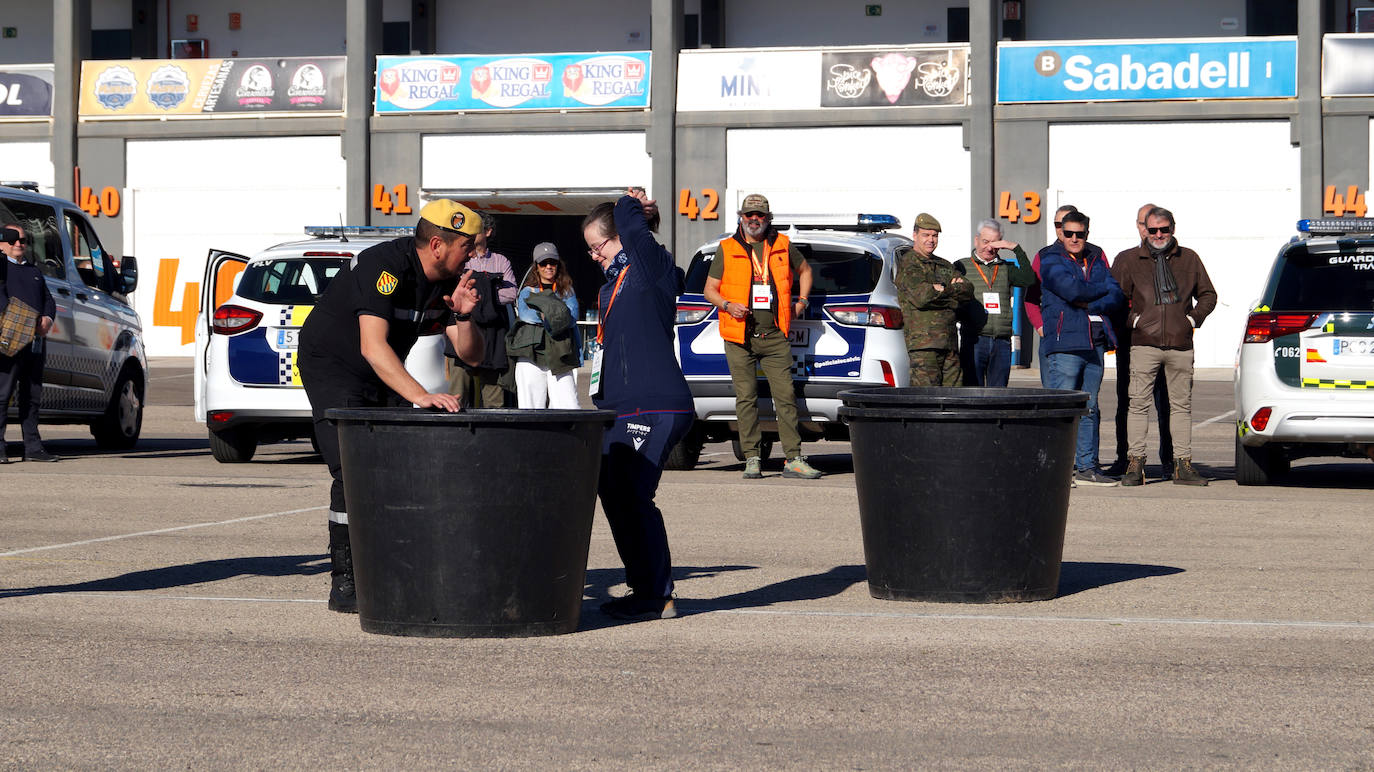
119;254;139;293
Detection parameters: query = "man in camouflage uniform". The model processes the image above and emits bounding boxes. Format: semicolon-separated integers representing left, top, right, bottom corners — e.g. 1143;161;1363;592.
895;213;972;387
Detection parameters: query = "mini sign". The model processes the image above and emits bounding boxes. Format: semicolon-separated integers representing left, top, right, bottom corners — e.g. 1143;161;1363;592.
3;27;17;39
865;5;882;16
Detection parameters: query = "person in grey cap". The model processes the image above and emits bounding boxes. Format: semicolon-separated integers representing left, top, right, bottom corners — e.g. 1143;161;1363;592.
510;242;581;408
895;212;972;387
703;193;822;480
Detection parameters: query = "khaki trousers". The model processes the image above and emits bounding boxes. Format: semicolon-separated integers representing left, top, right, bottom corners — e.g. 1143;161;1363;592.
1127;345;1194;459
725;332;802;460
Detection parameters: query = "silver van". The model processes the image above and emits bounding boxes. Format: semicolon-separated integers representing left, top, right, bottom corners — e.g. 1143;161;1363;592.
1;182;145;448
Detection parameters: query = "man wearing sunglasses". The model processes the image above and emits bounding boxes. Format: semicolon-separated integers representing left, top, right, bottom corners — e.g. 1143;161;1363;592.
1038;210;1124;486
0;223;58;463
1110;207;1217;486
1024;204;1080;384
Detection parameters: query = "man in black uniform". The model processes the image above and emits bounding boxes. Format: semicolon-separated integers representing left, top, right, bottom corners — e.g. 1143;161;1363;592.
297;200;484;612
1;223;58;463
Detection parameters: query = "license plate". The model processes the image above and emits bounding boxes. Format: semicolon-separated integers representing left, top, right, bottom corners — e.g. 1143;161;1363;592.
788;326;810;347
276;328;299;350
1331;337;1374;357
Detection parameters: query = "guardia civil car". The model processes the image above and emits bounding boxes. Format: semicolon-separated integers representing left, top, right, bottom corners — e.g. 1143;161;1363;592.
1234;217;1374;485
668;214;910;469
194;226;446;463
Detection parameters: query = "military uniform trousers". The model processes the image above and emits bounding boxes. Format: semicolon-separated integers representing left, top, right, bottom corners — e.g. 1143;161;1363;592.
908;348;962;388
724;331;803;460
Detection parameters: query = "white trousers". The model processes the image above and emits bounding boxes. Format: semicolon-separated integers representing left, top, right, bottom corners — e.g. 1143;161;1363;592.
514;358;579;409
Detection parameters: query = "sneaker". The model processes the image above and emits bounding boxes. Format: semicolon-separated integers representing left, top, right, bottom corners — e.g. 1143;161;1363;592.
1172;457;1209;486
742;456;762;479
600;593;676;621
1073;467;1119;487
781;456;823;479
1120;456;1146;487
23;449;59;463
1104;459;1127;477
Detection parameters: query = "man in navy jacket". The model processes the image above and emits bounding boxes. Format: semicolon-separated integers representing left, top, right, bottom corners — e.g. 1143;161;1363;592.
1038;211;1124;486
0;223;58;463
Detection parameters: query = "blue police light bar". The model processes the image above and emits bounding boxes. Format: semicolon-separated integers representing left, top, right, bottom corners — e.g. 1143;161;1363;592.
1296;218;1374;235
304;226;413;237
772;213;901;232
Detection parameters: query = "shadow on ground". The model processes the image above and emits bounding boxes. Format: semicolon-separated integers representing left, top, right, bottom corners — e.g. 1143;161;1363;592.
0;554;327;599
1056;561;1184;597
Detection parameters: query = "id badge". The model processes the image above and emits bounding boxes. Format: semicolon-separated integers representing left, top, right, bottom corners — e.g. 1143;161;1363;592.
982;291;1002;314
751;282;773;310
589;347;604;398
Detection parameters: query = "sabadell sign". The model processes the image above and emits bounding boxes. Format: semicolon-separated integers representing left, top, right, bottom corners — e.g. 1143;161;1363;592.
997;37;1297;103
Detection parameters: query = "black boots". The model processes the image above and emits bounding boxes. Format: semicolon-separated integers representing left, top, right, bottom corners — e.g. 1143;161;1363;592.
327;522;357;614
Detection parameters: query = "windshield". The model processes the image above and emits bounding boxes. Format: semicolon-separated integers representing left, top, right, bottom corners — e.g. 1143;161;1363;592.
1263;248;1374;312
683;242;883;295
236;257;346;304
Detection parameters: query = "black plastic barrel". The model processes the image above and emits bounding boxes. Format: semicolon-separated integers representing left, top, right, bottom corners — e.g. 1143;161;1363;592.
327;407;616;637
838;387;1088;603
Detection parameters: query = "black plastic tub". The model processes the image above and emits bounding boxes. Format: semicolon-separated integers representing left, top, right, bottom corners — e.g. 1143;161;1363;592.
327;407;616;637
838;387;1088;603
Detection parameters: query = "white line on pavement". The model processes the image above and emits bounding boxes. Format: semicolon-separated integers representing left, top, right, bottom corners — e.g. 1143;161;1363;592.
0;506;325;558
1196;409;1237;428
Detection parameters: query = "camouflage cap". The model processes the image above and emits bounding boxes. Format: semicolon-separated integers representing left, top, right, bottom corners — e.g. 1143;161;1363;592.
739;194;771;215
913;212;942;232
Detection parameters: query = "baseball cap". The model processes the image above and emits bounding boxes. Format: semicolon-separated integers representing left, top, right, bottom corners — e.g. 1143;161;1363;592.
532;242;561;264
419;199;482;237
739;194;771;215
913;212;942;232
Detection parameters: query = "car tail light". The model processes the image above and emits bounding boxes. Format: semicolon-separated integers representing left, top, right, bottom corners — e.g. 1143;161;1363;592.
212;305;263;335
826;304;903;329
676;302;714;325
879;359;895;386
1244;313;1315;343
1250;407;1273;432
208;410;235;424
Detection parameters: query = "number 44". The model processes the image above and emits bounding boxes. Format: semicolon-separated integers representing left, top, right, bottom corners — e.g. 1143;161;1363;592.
1324;185;1368;217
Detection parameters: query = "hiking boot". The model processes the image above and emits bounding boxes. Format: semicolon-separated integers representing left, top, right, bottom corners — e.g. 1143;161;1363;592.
1173;457;1209;486
1120;456;1146;487
742;456;762;479
1073;467;1119;487
600;593;677;621
327;522;357;614
782;456;823;479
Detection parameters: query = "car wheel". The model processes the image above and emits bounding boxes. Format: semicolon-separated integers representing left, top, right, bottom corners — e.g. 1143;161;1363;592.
210;427;257;463
663;423;706;470
1235;435;1287;486
730;437;773;462
91;366;144;450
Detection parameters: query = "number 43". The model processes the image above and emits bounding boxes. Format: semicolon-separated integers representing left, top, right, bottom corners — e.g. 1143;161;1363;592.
998;191;1042;224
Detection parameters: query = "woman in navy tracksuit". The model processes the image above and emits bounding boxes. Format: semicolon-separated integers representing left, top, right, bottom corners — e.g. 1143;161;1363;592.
581;191;694;621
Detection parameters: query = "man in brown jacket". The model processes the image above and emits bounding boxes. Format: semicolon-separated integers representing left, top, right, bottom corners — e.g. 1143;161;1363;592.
1110;207;1218;486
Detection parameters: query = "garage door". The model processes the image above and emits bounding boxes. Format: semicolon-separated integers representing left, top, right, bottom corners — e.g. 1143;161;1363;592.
0;141;55;195
726;126;969;242
124;136;346;356
1047;121;1300;368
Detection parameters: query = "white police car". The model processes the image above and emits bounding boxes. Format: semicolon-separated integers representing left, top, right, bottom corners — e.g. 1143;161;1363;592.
668;214;910;468
1234;217;1374;485
194;226;446;463
1;181;146;449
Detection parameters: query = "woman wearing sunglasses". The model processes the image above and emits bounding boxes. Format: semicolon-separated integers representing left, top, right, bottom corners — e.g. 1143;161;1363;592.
580;188;692;622
509;243;581;409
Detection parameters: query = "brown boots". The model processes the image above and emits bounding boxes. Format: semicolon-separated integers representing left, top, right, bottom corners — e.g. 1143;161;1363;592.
1121;455;1208;486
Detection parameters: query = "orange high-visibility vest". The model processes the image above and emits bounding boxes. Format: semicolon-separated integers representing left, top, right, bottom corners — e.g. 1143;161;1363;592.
717;232;793;345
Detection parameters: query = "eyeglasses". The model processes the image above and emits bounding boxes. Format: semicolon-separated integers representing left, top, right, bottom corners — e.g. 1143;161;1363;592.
1146;226;1173;235
1062;230;1087;240
741;212;767;220
587;237;611;257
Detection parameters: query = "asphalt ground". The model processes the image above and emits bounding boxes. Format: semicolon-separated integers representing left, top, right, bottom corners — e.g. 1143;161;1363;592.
1;360;1372;768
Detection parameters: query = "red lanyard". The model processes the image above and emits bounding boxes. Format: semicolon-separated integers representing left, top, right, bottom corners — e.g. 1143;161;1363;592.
596;264;630;345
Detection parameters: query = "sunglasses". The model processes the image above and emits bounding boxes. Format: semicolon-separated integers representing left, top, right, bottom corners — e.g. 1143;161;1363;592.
741;212;768;220
1062;230;1088;240
1053;221;1064;229
1146;226;1173;235
537;260;560;267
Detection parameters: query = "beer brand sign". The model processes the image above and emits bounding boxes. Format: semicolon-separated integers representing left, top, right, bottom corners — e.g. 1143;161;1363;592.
375;52;650;113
